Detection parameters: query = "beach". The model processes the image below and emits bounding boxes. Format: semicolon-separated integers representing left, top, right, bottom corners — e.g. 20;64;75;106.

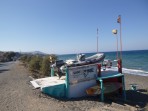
0;61;147;111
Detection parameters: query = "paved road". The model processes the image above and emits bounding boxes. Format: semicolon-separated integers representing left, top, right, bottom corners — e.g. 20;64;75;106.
0;61;62;111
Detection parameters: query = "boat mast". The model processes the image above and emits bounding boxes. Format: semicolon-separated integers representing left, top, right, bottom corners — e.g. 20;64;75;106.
97;28;98;53
117;15;122;59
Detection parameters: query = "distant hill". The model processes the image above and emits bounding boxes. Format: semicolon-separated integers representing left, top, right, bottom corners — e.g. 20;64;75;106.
21;51;48;56
30;51;47;55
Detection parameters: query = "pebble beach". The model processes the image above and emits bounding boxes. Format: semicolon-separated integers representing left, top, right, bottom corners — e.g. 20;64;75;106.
0;61;148;111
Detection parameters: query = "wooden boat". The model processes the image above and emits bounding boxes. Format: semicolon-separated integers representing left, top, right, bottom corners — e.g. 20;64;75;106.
86;82;122;95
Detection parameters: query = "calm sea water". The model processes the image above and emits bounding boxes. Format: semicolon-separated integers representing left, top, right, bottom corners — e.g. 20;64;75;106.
58;50;148;76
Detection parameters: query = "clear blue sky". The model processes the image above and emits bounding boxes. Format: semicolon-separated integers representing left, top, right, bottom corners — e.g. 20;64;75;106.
0;0;148;54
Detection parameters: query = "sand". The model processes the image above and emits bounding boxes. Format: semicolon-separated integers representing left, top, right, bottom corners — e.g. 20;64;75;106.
0;61;148;111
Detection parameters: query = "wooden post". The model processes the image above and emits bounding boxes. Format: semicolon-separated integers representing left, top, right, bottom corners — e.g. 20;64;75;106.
51;67;54;77
65;67;69;98
118;59;122;73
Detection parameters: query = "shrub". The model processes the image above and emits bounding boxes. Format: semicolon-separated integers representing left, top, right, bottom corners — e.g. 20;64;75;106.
48;54;57;63
41;56;50;76
2;52;16;61
19;54;58;78
26;56;32;63
29;56;42;72
20;55;28;63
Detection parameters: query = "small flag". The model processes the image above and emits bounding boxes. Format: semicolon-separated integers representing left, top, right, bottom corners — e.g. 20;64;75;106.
117;15;121;23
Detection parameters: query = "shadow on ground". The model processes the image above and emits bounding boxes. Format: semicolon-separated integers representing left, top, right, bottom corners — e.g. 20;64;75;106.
0;63;7;67
0;69;9;73
125;90;148;107
36;88;148;110
0;62;9;73
102;90;148;110
0;63;5;67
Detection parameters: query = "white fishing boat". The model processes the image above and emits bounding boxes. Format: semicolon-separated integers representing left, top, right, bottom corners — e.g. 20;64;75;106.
58;53;105;74
65;53;105;67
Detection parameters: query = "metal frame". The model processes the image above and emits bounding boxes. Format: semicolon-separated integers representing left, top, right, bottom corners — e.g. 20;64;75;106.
97;73;126;101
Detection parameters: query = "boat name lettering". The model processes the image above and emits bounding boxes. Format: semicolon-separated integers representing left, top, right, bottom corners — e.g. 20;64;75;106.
83;68;94;73
73;70;81;75
83;68;94;77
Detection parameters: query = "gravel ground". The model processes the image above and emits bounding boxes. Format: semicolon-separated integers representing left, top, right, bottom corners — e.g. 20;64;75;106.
0;61;147;111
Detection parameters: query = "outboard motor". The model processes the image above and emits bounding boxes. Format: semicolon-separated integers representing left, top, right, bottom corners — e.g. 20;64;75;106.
77;54;85;61
54;60;65;67
51;60;65;68
51;60;65;78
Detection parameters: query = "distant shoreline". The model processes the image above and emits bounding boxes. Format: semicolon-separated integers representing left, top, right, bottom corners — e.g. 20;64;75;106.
57;49;148;55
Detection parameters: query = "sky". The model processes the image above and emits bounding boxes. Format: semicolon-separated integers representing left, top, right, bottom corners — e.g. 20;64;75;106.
0;0;148;54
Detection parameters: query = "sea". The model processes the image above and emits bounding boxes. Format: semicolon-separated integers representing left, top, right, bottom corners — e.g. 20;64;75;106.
57;50;148;76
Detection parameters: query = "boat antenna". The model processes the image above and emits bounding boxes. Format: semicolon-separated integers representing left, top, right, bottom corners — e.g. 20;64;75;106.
97;28;99;53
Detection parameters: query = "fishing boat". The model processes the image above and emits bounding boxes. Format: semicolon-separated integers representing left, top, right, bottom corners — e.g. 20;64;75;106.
65;53;105;67
58;53;105;74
